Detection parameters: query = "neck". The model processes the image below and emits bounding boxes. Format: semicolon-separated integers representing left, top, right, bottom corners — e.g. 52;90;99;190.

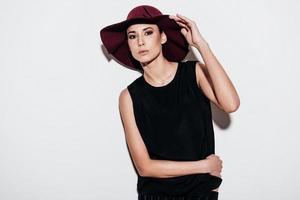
141;56;177;85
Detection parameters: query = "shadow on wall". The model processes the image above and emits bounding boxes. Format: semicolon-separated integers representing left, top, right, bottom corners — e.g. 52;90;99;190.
100;43;231;129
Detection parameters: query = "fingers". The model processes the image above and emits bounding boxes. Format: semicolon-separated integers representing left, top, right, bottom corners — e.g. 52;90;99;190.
176;13;194;24
205;155;224;176
169;14;189;26
176;21;189;29
169;14;183;21
177;22;190;32
211;172;222;178
169;15;187;26
169;15;190;35
207;154;219;158
169;13;194;26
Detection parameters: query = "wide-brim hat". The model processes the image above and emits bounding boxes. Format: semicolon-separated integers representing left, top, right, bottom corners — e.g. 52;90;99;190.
100;5;189;70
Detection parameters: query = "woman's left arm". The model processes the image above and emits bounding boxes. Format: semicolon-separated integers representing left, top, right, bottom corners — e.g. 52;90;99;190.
169;14;240;113
194;43;240;113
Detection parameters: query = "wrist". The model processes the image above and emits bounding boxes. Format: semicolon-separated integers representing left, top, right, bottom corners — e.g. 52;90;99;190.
197;159;210;173
195;41;209;50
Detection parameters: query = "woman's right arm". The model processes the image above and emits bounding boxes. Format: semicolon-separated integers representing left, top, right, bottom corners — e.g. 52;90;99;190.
118;88;222;178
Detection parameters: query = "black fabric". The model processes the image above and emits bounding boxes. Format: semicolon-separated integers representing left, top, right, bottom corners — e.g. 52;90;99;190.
138;191;219;200
127;60;222;198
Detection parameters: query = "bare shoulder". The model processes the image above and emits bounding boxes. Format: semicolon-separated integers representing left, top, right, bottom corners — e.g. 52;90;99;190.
118;87;134;120
119;88;131;107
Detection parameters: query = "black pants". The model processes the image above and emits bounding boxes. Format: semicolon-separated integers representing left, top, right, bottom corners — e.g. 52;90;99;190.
138;191;219;200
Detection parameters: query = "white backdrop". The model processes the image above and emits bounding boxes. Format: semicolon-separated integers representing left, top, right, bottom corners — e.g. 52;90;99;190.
0;0;299;199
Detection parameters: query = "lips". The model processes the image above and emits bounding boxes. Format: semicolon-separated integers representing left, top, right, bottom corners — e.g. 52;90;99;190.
138;50;149;54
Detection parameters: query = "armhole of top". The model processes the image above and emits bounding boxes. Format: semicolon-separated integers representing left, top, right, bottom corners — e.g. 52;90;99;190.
190;60;212;112
190;60;206;98
126;85;134;105
127;83;141;115
126;85;139;126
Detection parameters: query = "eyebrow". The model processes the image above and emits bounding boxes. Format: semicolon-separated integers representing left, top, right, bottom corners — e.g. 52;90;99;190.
127;27;153;35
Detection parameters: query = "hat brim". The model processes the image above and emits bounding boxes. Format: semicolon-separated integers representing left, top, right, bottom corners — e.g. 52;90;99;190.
100;15;189;70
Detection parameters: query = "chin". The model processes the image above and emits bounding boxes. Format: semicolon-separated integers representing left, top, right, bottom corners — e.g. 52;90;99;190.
135;56;153;64
135;53;160;65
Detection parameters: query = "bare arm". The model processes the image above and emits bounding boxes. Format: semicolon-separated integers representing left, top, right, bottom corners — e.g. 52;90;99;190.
141;159;208;178
119;88;219;178
194;43;240;113
168;13;240;113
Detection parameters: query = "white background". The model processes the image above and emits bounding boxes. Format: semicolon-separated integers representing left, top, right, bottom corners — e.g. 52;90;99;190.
0;0;299;199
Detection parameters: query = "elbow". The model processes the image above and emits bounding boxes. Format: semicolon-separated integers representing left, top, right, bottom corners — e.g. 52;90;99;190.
225;106;238;113
224;101;240;113
137;160;152;177
138;165;147;177
223;97;240;113
139;168;148;177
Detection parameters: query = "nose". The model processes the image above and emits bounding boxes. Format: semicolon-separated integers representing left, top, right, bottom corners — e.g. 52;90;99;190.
137;35;145;46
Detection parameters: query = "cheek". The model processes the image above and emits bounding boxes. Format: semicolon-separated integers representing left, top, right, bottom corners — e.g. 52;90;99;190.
127;39;139;49
151;41;163;53
127;42;137;56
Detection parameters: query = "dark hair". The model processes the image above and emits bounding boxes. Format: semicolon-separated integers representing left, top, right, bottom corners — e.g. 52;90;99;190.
157;25;163;33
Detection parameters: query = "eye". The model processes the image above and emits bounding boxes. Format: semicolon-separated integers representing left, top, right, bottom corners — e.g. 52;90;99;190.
128;35;136;39
145;31;153;35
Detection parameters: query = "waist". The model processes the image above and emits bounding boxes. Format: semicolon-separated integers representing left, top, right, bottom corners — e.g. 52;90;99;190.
137;173;222;196
138;191;219;200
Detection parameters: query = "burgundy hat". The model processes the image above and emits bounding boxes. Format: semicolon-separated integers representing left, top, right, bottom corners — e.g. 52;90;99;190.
100;5;189;70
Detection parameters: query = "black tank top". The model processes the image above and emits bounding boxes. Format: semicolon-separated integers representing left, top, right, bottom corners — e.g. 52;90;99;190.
127;60;222;197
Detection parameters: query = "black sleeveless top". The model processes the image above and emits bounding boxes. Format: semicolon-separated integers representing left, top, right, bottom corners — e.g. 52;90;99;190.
127;60;222;197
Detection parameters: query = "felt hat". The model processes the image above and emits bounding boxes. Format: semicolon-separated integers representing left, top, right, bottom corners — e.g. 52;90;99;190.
100;5;189;70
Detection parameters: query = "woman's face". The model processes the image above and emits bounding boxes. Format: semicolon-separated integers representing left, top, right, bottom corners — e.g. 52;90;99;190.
126;23;167;64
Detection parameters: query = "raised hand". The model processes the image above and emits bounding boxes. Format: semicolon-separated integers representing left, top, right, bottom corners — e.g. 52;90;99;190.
169;13;207;48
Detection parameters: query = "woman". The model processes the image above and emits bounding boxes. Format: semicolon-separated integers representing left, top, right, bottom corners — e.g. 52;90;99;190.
100;5;240;200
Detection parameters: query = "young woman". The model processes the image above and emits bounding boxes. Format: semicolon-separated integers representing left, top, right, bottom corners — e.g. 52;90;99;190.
100;5;240;200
